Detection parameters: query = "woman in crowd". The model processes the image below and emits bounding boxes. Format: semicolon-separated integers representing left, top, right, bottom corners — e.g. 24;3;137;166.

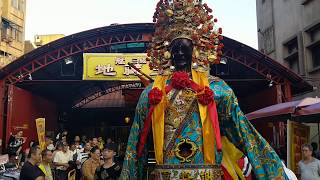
82;146;101;180
74;136;83;150
8;130;25;157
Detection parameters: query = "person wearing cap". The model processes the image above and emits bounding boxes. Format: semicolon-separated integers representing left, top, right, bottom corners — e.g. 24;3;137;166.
94;143;121;180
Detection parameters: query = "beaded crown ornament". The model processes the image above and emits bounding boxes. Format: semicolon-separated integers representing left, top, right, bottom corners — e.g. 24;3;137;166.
147;0;224;73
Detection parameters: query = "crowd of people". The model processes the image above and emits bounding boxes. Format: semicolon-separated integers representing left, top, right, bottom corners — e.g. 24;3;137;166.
5;130;122;180
5;129;320;180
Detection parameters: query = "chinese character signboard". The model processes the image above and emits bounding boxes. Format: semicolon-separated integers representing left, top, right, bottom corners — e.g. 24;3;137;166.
83;53;157;81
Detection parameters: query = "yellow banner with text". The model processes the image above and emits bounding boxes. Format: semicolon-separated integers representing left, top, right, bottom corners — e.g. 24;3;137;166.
288;121;310;174
83;53;157;81
35;118;46;151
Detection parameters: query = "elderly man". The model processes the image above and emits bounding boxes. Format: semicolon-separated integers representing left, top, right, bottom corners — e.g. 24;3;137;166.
299;144;320;180
53;143;73;180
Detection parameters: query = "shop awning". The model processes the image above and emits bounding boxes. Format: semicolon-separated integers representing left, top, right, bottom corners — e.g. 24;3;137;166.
246;97;320;121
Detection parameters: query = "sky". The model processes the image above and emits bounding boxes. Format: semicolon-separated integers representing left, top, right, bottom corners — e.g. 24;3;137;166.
25;0;258;49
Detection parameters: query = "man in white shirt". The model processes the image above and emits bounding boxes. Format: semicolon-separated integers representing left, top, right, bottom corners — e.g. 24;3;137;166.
53;143;73;180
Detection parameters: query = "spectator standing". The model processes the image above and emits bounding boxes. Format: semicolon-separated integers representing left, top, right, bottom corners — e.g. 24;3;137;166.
298;144;320;180
70;142;79;161
82;147;101;180
53;142;63;160
69;142;79;171
94;143;121;180
76;141;91;179
20;146;45;180
53;143;73;180
22;140;36;164
74;136;83;150
46;137;55;151
81;135;88;147
106;138;113;145
61;136;67;145
8;130;25;158
77;142;91;167
39;149;54;180
92;138;99;149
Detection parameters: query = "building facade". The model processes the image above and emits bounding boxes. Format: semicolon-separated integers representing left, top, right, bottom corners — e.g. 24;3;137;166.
0;0;26;68
34;34;65;47
24;34;65;53
256;0;320;98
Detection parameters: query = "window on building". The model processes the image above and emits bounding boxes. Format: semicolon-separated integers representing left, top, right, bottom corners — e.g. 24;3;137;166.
286;56;300;74
10;26;22;42
262;26;275;54
17;30;23;42
1;19;10;39
11;28;16;40
283;37;300;73
1;19;23;42
11;0;24;11
287;41;298;54
11;0;19;9
310;27;320;42
311;44;320;68
306;22;320;70
20;0;25;12
284;37;298;55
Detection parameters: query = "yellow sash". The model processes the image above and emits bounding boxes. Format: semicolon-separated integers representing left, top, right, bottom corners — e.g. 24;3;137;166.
151;75;169;164
151;71;216;164
191;70;216;164
221;136;246;180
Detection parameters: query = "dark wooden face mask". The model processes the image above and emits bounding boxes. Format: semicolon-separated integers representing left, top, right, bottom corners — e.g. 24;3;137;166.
170;38;193;71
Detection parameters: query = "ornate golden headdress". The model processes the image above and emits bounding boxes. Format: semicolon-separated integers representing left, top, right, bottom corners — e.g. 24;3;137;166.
147;0;224;73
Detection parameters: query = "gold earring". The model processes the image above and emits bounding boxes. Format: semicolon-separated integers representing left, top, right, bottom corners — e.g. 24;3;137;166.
164;51;171;59
193;48;199;59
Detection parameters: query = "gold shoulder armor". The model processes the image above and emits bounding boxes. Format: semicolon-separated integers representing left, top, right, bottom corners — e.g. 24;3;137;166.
208;75;221;82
